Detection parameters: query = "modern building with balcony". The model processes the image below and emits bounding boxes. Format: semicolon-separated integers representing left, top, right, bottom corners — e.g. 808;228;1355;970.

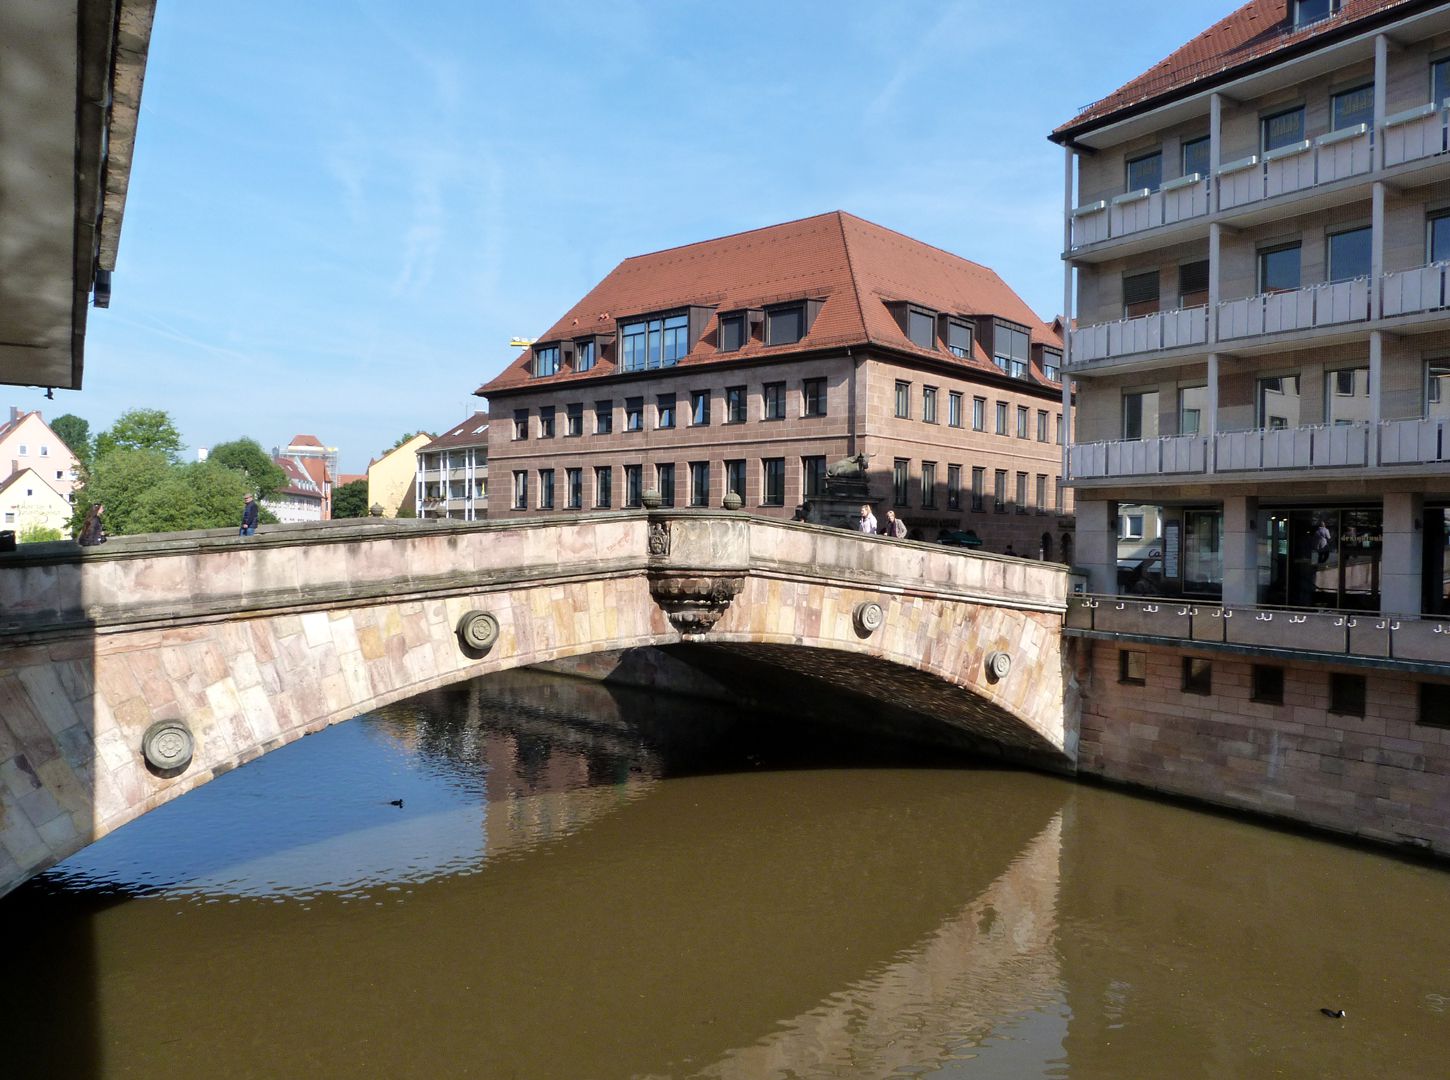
416;414;488;520
1051;0;1450;848
477;212;1072;556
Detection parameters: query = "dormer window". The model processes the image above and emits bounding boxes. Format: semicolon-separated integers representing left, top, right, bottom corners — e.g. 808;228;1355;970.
766;304;804;346
946;320;973;358
533;345;560;377
993;320;1031;380
1042;350;1062;383
575;338;596;372
906;308;936;350
719;313;745;352
1293;0;1338;29
621;312;689;371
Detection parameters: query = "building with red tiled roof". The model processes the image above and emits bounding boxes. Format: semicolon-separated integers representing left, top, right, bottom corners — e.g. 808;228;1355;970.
478;212;1073;554
1048;2;1450;805
280;434;337;519
264;455;326;524
417;413;488;520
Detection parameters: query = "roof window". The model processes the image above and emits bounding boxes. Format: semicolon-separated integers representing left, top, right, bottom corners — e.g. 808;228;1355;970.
1293;0;1339;29
533;344;560;377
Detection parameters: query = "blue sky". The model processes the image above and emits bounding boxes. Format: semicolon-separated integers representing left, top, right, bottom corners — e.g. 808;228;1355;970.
17;1;1234;473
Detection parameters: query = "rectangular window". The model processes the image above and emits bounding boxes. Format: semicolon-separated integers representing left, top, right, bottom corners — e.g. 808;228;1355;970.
657;393;676;429
803;455;826;498
923;386;938;424
1121;512;1145;540
595;400;613;435
1054;477;1064;513
1252;665;1285;705
947;465;961;510
719;314;745;352
1182;657;1212;696
1257;374;1303;429
533;345;560;377
566;467;582;509
763;382;786;420
1126;151;1162;192
1326;368;1369;425
656;462;675;507
1179;385;1208;435
1123;270;1160;317
995;401;1008;435
948;391;963;428
1418;682;1450;728
803;378;827;417
1331;83;1373;131
767;305;804;346
621;312;689;371
1432;210;1450;264
576;339;595;372
1119;649;1147;685
947;321;972;358
513;409;529;440
1328;227;1371;282
1036;474;1047;513
921;461;937;508
1015;472;1028;514
1042;352;1061;382
1123;389;1160;440
908;308;936;349
993;469;1007;513
689;461;710;507
594;466;612;508
1181;135;1211;178
1428;361;1450;418
762;458;785;506
1056;414;1064;445
994;321;1030;378
1016;405;1029;439
971;466;985;512
512;471;528;510
1262;106;1306;152
624;465;642;508
893;459;910;506
1179;259;1210;308
566;403;583;437
726;385;747;423
538;469;555;509
539;406;556;438
725;459;746;500
1435;57;1450;110
895;380;911;419
1037;410;1049;442
690;390;710;426
1259;242;1302;294
973;397;985;432
1329;672;1366;717
626;397;643;432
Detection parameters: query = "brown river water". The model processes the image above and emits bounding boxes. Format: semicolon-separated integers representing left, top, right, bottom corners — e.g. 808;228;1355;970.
3;670;1447;1079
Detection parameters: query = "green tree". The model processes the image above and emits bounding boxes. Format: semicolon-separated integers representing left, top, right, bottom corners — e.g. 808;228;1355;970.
94;408;183;461
209;438;287;501
49;414;92;463
331;479;370;519
127;461;255;534
390;431;428;452
19;525;63;543
69;448;174;536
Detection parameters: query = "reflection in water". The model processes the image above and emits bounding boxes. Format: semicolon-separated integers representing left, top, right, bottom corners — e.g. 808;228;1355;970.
3;670;1449;1079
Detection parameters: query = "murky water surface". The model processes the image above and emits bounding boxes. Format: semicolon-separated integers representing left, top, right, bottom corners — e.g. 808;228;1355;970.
4;671;1448;1079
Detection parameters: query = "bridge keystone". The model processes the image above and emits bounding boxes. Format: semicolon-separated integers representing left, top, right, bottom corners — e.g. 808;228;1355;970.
647;571;746;636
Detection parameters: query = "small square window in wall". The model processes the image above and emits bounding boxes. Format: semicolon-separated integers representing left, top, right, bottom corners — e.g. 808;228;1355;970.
1418;683;1450;729
1182;656;1212;696
1252;665;1285;705
1329;673;1366;717
1119;650;1146;685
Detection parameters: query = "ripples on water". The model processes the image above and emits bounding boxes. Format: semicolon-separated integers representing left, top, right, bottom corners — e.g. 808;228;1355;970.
4;669;1449;1079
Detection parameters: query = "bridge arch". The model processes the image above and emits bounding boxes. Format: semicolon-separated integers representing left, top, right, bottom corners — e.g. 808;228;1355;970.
0;513;1071;895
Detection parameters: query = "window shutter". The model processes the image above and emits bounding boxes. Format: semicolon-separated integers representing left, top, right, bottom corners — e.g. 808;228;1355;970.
1122;271;1160;308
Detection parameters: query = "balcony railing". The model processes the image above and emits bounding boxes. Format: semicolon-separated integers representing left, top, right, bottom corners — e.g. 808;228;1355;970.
1069;174;1210;249
1218;278;1371;340
1383;101;1449;168
1069;305;1208;363
1215;422;1371;472
1382;262;1449;317
1066;594;1450;668
1217;126;1372;211
1069;435;1208;480
1380;416;1450;465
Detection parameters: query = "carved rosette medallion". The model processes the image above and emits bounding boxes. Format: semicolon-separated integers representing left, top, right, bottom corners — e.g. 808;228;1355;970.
852;601;884;637
141;719;195;774
986;650;1012;681
648;572;744;636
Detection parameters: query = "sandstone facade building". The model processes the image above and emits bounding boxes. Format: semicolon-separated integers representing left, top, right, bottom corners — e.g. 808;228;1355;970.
1052;0;1450;840
478;212;1072;556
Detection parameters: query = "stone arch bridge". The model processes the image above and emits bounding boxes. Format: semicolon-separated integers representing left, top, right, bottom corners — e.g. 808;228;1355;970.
0;513;1074;896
